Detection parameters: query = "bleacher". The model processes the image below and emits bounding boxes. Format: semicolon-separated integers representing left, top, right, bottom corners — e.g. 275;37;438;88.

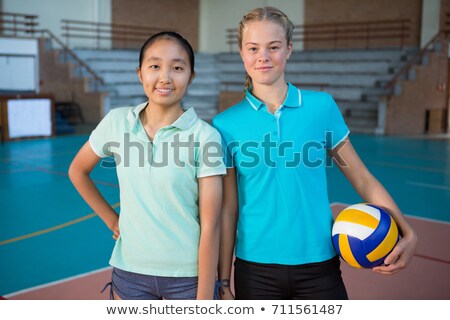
67;46;418;133
217;47;418;133
71;48;143;107
71;49;221;122
4;11;444;135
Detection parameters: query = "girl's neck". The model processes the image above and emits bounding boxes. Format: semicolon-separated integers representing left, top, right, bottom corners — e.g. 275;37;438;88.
140;102;184;139
251;81;288;114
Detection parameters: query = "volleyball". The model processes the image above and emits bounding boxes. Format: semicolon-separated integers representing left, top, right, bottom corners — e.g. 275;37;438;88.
332;203;399;269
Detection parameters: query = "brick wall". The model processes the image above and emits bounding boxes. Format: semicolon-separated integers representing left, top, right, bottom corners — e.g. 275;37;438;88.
39;40;107;123
304;0;421;49
218;91;245;113
441;0;450;31
111;0;199;51
385;48;449;135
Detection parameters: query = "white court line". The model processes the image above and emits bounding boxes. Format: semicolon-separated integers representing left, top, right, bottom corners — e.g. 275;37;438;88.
406;181;450;191
5;203;445;298
4;266;113;298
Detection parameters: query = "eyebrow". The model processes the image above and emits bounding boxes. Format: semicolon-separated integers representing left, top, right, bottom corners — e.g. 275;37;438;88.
245;40;282;46
146;57;187;64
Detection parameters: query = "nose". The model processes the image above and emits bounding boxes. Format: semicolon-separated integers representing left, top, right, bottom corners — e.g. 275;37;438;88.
159;68;172;84
258;49;269;63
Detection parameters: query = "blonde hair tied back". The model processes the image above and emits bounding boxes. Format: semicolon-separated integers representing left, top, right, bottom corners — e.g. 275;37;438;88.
237;7;294;91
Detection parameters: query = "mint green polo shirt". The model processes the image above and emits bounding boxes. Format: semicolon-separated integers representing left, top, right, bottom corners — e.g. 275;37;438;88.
213;83;349;265
89;103;226;276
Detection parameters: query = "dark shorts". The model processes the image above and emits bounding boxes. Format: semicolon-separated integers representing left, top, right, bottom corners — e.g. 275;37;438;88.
109;267;198;300
234;255;348;300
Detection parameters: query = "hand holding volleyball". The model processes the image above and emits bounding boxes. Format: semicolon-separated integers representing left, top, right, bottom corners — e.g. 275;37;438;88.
332;203;399;269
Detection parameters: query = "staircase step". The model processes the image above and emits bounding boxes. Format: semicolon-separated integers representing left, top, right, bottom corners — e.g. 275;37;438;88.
217;47;418;62
345;116;378;126
347;126;377;134
70;47;419;133
336;100;378;111
73;49;139;60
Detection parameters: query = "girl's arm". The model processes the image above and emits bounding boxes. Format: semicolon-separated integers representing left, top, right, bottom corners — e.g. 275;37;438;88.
68;141;120;238
329;138;418;275
218;168;238;299
197;174;223;299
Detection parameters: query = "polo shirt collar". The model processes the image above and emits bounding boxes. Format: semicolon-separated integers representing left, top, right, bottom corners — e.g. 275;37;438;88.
245;82;302;111
127;102;148;128
127;102;198;131
171;107;197;130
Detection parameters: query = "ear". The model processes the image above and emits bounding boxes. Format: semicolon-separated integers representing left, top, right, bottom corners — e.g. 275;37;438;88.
189;71;196;85
286;42;293;60
137;67;143;84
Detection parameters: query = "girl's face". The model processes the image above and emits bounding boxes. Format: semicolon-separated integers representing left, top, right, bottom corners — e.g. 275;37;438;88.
138;38;193;109
240;20;292;89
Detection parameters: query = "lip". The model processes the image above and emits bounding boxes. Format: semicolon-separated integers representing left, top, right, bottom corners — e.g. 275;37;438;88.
155;88;174;94
255;66;273;71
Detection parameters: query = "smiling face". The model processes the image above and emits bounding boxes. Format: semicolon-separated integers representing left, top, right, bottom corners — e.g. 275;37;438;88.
137;38;194;109
240;20;292;89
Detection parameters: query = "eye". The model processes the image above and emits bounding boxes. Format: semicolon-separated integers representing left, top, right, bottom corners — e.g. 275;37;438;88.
149;65;159;69
248;47;257;53
173;66;184;71
269;46;279;51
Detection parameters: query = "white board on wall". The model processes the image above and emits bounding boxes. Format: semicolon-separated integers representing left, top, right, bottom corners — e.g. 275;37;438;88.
7;99;52;138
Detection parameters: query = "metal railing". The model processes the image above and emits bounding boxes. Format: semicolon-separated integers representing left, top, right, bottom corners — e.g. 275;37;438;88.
61;19;171;49
226;18;411;52
0;11;38;37
385;13;450;94
445;12;450;36
39;29;105;88
0;12;104;89
384;32;443;92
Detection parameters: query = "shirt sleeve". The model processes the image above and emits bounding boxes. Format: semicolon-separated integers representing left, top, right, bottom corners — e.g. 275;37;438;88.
212;118;234;168
88;111;114;158
196;128;227;178
325;94;350;150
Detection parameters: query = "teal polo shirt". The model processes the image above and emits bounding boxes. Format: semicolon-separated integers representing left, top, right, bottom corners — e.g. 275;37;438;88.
213;83;349;265
89;103;226;276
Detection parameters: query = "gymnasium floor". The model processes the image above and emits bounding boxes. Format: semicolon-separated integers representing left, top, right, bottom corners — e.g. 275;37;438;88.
0;133;449;299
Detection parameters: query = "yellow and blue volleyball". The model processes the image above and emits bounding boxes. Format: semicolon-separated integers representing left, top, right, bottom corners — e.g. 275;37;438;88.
332;203;399;269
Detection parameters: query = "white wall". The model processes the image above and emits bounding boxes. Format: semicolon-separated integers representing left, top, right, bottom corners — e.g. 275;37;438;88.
3;0;111;48
199;0;304;53
2;1;440;53
0;38;39;92
420;0;441;47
